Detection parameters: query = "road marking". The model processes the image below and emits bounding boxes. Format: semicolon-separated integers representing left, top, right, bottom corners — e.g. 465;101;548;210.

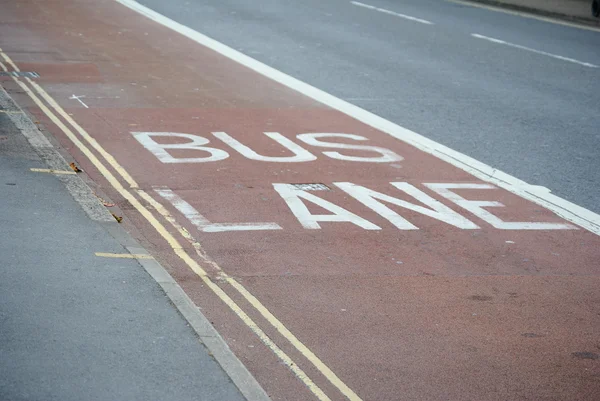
0;56;114;223
154;187;282;232
132;132;231;163
350;1;434;25
30;79;140;189
274;183;382;230
296;133;403;163
133;131;403;164
0;52;139;189
115;0;600;236
138;188;362;401
471;33;599;68
69;94;89;108
95;252;154;259
0;53;339;401
136;191;336;401
448;0;600;33
30;167;77;175
0;109;24;114
153;182;575;232
272;182;573;231
2;73;266;400
334;182;480;230
213;131;317;162
424;183;575;229
3;2;597;399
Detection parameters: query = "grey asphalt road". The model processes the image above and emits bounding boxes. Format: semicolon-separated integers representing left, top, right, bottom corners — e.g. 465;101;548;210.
137;0;600;213
0;105;245;400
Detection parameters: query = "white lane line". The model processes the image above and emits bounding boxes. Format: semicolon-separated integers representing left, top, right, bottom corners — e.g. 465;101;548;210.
115;0;600;235
472;33;599;68
350;1;433;25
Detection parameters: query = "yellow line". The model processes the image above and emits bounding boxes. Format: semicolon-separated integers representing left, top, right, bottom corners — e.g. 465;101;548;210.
95;252;154;259
137;189;220;269
136;191;342;401
227;277;362;401
26;78;140;189
447;0;600;32
10;42;357;399
0;50;139;190
0;52;333;401
0;50;19;71
30;168;77;175
138;189;363;401
0;110;24;114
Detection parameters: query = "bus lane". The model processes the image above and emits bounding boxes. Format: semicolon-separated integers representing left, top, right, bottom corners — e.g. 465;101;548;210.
1;0;599;400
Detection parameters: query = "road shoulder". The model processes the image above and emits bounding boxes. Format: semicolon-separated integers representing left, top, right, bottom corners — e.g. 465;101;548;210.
456;0;600;27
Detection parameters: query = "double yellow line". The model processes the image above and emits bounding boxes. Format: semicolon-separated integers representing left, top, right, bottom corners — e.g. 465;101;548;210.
0;49;362;401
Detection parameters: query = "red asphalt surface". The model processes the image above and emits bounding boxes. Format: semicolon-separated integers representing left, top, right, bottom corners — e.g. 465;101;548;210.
2;1;599;400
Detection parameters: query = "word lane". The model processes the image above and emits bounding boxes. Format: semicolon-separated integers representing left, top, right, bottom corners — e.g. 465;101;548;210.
156;182;574;233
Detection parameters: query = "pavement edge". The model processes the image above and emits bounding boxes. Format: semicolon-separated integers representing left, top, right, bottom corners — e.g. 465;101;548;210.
457;0;600;27
0;83;272;401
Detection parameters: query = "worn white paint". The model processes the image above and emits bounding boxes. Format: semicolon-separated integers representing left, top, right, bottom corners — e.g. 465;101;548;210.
291;183;331;191
425;183;576;230
155;187;282;232
336;182;479;229
296;133;403;163
213;131;317;162
350;1;433;25
273;183;380;230
69;94;89;108
132;132;229;163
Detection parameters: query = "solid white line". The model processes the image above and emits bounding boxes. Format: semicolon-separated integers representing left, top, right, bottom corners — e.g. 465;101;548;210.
351;1;433;25
472;33;599;68
114;0;600;236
